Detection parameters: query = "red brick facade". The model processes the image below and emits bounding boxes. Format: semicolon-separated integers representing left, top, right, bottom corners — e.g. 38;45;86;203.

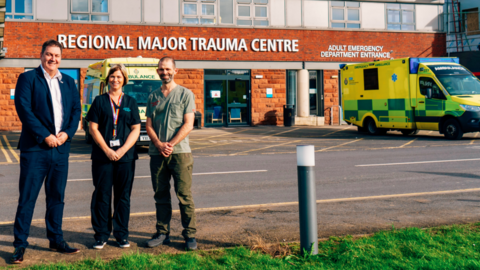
0;68;24;131
4;22;446;62
175;69;204;125
0;22;447;130
251;70;286;126
323;70;340;125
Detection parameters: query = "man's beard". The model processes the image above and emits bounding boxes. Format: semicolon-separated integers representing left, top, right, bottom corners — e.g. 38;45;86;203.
161;74;174;84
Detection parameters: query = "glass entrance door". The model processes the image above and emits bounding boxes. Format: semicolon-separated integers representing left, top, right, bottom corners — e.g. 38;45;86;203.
204;70;251;127
227;80;248;125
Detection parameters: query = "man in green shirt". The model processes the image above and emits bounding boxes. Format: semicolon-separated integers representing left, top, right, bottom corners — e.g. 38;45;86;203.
145;57;197;250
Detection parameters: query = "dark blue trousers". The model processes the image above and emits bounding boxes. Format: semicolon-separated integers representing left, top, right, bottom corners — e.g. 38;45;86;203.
13;148;69;248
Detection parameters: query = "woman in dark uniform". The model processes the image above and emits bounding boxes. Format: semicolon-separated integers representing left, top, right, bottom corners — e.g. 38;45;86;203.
86;64;141;249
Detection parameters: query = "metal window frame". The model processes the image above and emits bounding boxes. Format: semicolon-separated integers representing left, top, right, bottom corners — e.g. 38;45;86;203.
235;0;268;27
329;1;361;29
182;0;217;25
70;0;110;22
386;3;415;31
6;0;34;20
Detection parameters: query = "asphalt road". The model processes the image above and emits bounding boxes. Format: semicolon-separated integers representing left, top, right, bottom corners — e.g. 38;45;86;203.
1;126;480;223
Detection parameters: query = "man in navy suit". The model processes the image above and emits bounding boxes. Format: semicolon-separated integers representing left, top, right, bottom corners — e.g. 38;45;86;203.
10;40;82;264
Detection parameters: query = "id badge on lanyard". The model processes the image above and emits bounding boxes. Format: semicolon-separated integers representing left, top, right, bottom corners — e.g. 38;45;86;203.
109;93;124;147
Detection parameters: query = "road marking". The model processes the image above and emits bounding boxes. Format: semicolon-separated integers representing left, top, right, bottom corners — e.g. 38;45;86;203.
470;132;480;145
69;154;90;158
3;135;19;162
191;142;235;151
3;187;480;225
399;138;417;148
230;140;302;155
321;126;353;137
190;129;246;141
261;128;300;139
67;169;268;182
356;158;480;167
316;138;363;152
0;137;12;163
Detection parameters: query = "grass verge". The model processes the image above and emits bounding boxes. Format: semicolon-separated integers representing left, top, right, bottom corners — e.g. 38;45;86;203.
18;223;480;269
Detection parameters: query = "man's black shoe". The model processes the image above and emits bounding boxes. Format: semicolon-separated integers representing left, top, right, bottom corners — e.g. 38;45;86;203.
10;247;25;264
185;237;197;251
49;241;80;254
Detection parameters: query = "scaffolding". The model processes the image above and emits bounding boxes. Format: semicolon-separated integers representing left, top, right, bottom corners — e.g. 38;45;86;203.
445;0;480;54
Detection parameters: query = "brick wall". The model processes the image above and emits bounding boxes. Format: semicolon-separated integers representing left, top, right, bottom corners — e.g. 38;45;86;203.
0;68;24;131
323;70;340;125
4;22;446;62
251;70;286;126
176;69;204;126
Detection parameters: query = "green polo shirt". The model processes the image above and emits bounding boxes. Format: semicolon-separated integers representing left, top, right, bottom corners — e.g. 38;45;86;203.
146;85;196;155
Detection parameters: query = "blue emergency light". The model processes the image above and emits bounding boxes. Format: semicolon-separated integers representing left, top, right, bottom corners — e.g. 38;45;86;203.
409;57;460;74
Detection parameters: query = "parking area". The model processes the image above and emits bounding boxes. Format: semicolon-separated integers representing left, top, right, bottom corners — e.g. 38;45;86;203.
2;125;480;165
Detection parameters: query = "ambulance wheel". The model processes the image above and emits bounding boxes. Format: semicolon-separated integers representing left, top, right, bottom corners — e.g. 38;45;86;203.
443;119;463;140
366;118;385;135
401;130;419;136
357;126;367;133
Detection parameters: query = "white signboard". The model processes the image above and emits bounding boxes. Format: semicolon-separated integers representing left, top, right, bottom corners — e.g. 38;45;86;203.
321;45;391;59
10;89;15;100
266;88;273;98
211;90;221;98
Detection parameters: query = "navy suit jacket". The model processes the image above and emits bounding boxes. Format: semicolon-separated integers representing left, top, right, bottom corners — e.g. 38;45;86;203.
14;66;81;153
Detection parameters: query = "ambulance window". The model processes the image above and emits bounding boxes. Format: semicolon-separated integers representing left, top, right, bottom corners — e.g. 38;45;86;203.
419;77;445;100
364;68;379;90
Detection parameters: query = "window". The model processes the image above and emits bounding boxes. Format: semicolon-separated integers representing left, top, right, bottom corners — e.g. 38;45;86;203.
219;0;234;24
182;0;216;25
237;0;268;26
6;0;33;20
71;0;109;22
464;8;479;35
364;68;379;90
387;4;415;31
330;1;360;29
419;77;445;99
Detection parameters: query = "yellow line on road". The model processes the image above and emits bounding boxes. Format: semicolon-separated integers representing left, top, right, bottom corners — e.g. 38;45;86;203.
321;126;353;137
3;187;480;226
399;138;418;148
0;137;12;163
470;132;479;145
261;128;300;139
316;138;363;152
191;142;235;151
190;129;246;141
3;135;19;163
230;140;302;155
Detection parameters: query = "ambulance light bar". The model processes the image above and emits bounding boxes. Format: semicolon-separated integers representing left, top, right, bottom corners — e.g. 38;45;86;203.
409;57;459;74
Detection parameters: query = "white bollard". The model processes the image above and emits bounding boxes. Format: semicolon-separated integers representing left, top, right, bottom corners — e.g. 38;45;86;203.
296;145;318;255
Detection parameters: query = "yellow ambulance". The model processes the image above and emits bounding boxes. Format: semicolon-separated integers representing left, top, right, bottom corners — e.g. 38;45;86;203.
340;57;480;139
82;57;162;145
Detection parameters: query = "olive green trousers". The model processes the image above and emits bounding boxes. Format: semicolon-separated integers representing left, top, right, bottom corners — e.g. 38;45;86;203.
150;153;196;238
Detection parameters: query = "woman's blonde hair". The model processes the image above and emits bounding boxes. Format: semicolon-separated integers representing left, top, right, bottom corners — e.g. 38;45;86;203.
107;64;129;86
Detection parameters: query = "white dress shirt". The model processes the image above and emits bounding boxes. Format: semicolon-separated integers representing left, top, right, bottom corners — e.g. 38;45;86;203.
41;65;64;135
